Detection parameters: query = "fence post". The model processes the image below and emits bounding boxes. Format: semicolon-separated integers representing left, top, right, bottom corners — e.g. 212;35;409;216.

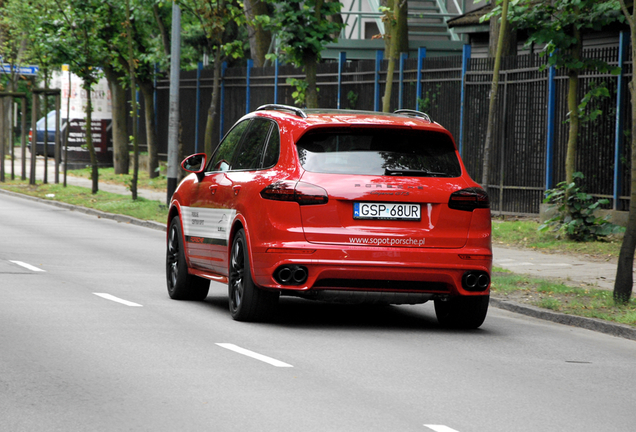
398;52;408;110
195;61;202;153
338;51;346;109
458;44;471;156
374;50;383;112
614;31;628;210
220;61;227;142
416;47;426;111
30;92;38;185
21;97;26;181
545;57;557;191
246;59;253;114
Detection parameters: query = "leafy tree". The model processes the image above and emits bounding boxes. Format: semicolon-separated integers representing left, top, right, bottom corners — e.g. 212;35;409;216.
480;0;510;186
49;0;111;193
615;0;636;304
102;0;169;179
244;0;271;67
1;0;59;161
180;0;247;155
500;0;624;187
265;0;343;108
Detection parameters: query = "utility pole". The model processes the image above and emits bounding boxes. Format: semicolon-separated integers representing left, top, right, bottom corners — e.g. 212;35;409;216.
167;1;181;205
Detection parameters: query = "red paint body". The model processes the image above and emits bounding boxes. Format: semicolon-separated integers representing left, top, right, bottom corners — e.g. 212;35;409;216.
169;109;492;302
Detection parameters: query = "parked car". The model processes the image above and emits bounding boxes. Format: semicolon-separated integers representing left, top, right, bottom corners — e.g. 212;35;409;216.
28;110;65;157
166;105;492;328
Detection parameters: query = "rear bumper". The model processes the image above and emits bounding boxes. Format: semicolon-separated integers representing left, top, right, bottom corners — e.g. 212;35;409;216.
252;243;492;297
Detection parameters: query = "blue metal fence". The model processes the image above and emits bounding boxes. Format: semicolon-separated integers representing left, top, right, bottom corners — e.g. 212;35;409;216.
155;37;633;215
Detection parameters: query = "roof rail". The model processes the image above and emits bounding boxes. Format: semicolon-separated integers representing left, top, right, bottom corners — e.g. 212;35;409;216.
393;109;432;123
256;104;307;118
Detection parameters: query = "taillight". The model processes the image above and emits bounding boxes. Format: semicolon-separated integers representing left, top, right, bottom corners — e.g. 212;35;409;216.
260;181;328;205
448;187;489;211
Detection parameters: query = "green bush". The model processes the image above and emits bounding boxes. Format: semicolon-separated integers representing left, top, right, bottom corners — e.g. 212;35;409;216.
539;172;622;241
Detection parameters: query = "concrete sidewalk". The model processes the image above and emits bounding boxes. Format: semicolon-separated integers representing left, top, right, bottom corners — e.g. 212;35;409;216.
493;246;620;290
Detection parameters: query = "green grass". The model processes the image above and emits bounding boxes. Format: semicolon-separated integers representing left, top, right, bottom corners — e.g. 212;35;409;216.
0;179;168;224
491;272;636;327
67;166;168;191
492;219;623;260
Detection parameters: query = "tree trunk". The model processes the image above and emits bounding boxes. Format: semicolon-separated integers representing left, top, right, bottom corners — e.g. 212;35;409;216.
382;0;406;112
382;0;392;57
488;8;517;58
394;0;408;53
153;3;171;56
303;0;324;109
244;0;271;68
304;51;319;108
481;0;510;187
103;66;129;174
126;0;139;200
139;81;159;178
613;24;636;304
83;81;98;194
204;48;224;155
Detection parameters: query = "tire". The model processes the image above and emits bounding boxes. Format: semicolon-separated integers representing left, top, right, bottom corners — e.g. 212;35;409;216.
434;295;489;329
166;216;210;300
228;229;279;322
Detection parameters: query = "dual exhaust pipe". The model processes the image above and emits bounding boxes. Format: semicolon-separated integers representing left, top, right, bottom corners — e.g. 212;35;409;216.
462;271;490;291
275;265;308;285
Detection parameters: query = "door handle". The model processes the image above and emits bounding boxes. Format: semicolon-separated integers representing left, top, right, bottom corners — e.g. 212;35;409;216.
209;185;217;195
233;185;241;196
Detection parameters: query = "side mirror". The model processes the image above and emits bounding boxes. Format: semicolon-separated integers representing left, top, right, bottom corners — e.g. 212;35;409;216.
181;153;207;173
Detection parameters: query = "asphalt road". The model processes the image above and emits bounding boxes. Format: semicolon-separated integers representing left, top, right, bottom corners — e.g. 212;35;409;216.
2;193;636;432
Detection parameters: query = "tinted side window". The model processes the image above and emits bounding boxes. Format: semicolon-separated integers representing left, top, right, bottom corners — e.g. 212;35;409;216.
208;120;250;172
262;125;280;169
233;118;273;171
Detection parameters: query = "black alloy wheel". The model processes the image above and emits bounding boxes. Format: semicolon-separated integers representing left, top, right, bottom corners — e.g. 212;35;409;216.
228;229;278;321
166;216;210;301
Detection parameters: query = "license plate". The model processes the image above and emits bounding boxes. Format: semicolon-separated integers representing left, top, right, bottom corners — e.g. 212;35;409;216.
353;202;421;220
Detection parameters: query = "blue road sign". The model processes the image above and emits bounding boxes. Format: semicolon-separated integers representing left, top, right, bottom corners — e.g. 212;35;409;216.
0;64;39;76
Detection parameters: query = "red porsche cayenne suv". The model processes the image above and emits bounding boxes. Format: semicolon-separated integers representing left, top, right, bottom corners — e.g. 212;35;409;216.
166;105;492;328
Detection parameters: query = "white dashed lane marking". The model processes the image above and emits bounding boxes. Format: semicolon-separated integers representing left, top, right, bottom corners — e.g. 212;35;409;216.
93;293;143;307
424;425;460;432
424;425;457;432
216;343;293;368
9;261;45;272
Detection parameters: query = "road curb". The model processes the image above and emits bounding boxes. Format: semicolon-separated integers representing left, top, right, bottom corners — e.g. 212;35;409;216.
0;187;167;232
490;298;636;341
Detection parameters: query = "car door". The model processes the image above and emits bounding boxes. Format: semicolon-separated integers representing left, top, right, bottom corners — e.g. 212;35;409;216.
223;117;279;263
183;119;250;274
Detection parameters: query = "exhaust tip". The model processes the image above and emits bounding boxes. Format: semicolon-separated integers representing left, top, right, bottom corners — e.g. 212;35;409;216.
277;267;293;284
477;273;490;290
462;271;489;292
292;267;308;284
275;265;308;286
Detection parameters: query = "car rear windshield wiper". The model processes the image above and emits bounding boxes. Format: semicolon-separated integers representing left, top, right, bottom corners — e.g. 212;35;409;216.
384;168;451;177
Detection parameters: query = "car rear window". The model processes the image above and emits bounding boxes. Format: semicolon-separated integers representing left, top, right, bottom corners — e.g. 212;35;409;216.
296;128;461;177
